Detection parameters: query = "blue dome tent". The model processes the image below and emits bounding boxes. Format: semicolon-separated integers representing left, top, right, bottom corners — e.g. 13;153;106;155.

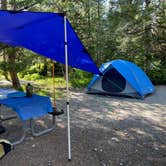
87;59;154;98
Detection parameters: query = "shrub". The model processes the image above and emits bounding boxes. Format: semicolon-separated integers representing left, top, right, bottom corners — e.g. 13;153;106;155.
147;67;166;85
23;73;44;81
69;69;93;88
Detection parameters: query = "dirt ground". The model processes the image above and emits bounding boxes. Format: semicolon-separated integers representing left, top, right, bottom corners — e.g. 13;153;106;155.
0;85;166;166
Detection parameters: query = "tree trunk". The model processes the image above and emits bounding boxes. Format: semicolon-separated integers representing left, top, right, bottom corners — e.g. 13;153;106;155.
2;50;10;81
8;48;21;89
96;0;100;65
1;0;7;9
143;0;152;72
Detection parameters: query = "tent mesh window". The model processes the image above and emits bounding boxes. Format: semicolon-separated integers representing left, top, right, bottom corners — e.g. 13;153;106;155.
102;68;126;93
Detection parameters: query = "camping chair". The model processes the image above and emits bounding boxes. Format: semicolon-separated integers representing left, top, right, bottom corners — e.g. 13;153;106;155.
0;88;63;145
0;139;13;160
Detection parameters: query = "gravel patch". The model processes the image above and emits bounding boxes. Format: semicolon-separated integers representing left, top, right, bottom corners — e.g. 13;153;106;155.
0;86;166;166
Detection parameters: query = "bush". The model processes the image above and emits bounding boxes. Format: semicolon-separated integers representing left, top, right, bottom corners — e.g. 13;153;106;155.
147;67;166;85
23;73;44;81
69;69;93;88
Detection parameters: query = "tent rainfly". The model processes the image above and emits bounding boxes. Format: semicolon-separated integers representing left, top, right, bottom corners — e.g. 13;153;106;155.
0;10;100;160
87;59;154;99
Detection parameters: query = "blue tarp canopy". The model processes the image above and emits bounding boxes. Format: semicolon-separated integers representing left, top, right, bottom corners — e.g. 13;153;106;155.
0;10;99;74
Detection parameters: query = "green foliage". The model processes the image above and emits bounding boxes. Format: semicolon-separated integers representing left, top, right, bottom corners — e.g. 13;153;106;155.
23;73;44;81
0;60;29;73
69;69;93;88
18;64;40;78
148;66;166;85
106;0;166;84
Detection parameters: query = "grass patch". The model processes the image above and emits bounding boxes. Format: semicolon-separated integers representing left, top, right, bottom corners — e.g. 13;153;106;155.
22;76;66;99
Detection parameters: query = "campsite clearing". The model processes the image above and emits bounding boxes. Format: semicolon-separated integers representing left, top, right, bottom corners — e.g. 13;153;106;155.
0;86;166;166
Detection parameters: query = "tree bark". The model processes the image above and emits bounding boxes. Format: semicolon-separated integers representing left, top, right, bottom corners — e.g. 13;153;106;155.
96;0;100;65
8;48;21;89
1;0;7;9
2;50;10;81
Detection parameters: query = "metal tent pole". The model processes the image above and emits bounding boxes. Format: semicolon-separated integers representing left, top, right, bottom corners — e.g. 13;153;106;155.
64;14;71;161
52;62;56;108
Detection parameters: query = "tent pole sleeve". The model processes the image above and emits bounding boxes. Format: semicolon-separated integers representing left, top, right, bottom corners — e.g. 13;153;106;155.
64;15;71;161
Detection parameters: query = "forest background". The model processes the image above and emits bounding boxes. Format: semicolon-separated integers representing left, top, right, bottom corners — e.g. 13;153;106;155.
0;0;165;96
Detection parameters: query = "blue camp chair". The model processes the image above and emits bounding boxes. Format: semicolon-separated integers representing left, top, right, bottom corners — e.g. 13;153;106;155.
0;139;13;159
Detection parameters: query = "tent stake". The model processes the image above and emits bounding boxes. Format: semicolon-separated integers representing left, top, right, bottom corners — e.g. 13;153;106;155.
64;14;71;161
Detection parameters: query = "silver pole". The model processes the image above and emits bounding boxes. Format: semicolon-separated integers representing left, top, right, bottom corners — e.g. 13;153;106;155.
64;15;71;161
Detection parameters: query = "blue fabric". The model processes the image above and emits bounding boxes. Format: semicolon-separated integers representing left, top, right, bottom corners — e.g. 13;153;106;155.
0;88;22;99
7;91;26;98
87;62;113;90
87;74;99;90
0;88;26;99
0;90;53;121
88;59;154;97
0;10;99;74
111;60;154;96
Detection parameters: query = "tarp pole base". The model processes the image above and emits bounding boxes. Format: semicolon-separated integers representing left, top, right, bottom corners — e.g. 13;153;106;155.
67;103;71;161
